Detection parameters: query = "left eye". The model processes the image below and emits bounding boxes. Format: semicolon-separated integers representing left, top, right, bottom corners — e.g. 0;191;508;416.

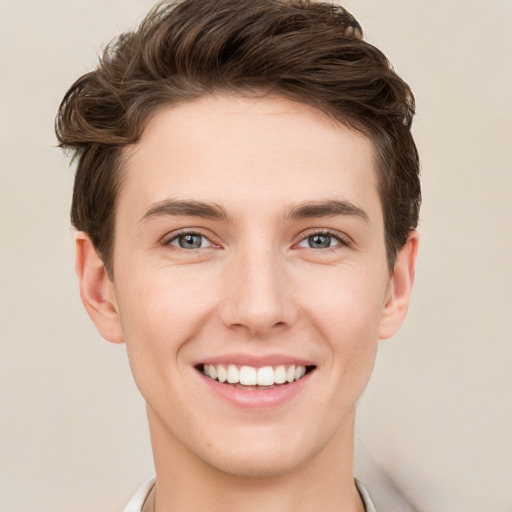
168;233;212;250
297;233;341;249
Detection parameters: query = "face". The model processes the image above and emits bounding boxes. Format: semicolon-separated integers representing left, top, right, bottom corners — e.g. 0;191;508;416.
78;94;416;478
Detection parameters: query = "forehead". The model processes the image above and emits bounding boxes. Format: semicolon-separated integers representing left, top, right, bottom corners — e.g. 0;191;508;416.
121;94;380;220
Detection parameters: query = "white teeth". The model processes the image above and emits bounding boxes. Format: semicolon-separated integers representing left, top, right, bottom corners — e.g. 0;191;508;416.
294;365;306;380
274;365;286;384
217;364;227;383
226;364;239;384
202;363;309;386
257;366;274;386
240;366;257;385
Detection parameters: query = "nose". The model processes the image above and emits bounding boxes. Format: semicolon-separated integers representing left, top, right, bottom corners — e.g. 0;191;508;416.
219;246;298;337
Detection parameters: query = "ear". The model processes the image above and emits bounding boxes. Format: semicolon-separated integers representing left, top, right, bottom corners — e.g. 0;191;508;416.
378;231;419;340
75;232;124;344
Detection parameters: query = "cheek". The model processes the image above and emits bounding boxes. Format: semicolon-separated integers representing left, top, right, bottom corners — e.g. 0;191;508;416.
299;267;386;383
302;269;387;337
115;270;216;371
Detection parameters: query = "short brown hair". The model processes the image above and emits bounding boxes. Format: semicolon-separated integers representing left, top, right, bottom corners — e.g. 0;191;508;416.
56;0;420;275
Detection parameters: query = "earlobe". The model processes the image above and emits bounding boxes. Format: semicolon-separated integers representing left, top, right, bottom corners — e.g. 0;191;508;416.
378;231;419;340
75;232;124;344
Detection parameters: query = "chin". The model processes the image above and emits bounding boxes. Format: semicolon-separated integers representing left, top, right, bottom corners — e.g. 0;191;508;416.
196;428;327;479
203;449;308;479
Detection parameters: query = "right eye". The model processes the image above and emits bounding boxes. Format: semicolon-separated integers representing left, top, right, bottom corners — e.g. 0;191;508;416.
298;233;340;249
166;232;213;250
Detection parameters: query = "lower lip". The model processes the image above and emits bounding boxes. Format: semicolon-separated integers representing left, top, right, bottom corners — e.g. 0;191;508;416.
198;371;313;409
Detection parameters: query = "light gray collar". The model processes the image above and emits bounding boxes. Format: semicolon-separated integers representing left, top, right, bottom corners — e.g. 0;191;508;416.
125;477;377;512
355;478;377;512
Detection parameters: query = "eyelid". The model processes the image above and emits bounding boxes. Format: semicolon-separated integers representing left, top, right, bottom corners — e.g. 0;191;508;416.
161;228;219;248
294;228;352;249
159;227;351;250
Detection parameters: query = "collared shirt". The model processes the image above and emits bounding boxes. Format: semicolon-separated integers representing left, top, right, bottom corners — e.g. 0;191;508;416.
123;476;377;512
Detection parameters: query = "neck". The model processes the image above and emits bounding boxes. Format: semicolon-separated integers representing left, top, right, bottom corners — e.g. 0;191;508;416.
145;407;365;512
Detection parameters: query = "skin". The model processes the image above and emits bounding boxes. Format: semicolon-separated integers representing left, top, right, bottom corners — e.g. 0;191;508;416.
76;95;418;512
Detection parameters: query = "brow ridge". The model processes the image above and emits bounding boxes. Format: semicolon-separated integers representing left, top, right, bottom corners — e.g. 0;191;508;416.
287;199;369;223
140;199;229;222
140;198;368;224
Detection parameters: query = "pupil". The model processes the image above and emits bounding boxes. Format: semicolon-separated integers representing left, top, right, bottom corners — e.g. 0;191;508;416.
309;234;330;248
179;234;202;249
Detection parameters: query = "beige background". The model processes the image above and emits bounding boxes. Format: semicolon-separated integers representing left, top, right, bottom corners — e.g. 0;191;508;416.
1;1;511;511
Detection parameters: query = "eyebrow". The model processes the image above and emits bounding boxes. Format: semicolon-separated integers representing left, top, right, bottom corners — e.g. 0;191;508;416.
139;198;369;224
139;199;229;223
287;200;369;223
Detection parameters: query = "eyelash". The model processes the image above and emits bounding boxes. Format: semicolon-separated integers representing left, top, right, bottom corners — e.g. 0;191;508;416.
296;229;352;251
162;230;215;250
162;228;351;252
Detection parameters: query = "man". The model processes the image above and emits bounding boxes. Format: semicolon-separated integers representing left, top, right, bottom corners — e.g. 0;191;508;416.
55;0;420;510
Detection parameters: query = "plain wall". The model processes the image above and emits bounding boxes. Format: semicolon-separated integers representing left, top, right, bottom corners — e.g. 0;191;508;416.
1;1;511;511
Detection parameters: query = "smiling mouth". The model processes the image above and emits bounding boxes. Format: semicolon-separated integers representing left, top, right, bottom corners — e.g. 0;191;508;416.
197;364;316;389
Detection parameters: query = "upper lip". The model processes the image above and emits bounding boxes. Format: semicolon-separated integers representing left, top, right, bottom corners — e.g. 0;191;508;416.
193;353;316;368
